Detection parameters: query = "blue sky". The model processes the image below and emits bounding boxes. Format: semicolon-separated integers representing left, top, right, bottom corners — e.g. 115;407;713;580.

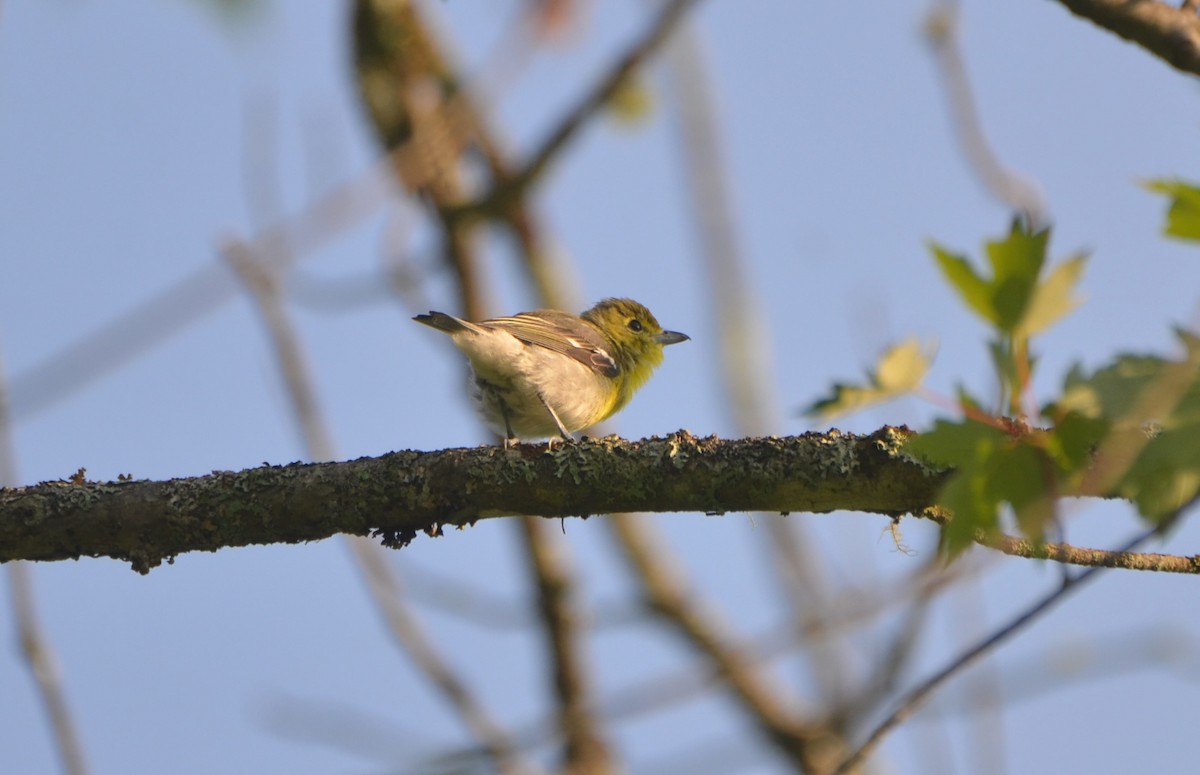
3;2;1200;773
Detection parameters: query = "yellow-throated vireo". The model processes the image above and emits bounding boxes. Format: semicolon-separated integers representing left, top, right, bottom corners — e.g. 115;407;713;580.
414;298;688;444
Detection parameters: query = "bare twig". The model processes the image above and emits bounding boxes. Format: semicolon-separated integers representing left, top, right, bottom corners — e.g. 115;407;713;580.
453;0;704;221
347;539;539;775
608;512;837;772
353;5;617;767
920;626;1200;716
590;553;974;732
925;2;1049;225
5;565;89;775
663;16;853;720
225;174;533;772
408;556;979;772
979;531;1200;573
844;558;939;722
7;163;392;422
0;348;89;775
833;508;1191;775
515;518;613;773
400;558;644;631
949;575;1008;775
512;0;700;196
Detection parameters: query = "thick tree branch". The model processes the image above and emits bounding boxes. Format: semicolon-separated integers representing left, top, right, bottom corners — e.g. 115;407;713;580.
1053;0;1200;76
0;428;934;573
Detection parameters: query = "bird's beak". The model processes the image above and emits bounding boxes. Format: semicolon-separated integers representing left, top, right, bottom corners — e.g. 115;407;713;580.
655;330;690;346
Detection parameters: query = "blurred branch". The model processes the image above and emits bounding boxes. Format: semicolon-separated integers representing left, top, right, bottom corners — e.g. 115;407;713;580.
515;518;613;774
0;349;89;775
1052;0;1200;76
401;557;644;631
921;626;1200;716
592;554;972;729
347;538;539;775
404;557;978;772
225;226;534;774
353;0;497;321
925;2;1048;225
352;5;641;767
223;239;337;461
0;428;943;570
5;566;89;775
838;557;939;729
609;512;838;772
6;163;393;423
448;0;703;223
833;507;1192;775
663;16;853;719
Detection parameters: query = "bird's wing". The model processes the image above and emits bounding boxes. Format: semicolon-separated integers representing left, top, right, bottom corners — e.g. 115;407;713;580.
485;311;619;378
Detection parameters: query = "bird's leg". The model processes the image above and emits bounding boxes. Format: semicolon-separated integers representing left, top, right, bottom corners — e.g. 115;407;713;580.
499;403;518;449
538;395;575;447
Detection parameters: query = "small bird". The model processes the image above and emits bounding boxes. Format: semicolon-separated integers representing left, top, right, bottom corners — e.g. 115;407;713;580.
414;298;688;444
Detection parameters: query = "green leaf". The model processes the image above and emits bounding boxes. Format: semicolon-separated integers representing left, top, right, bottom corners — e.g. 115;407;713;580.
986;220;1048;283
1043;411;1107;476
908;419;1055;559
930;223;1078;341
906;417;1006;467
931;243;996;324
1116;426;1200;519
1144;178;1200;242
985;224;1048;332
1046;331;1200;524
804;339;934;420
804;383;888;420
1054;348;1200;427
876;338;935;392
908;419;1007;557
1018;252;1088;338
937;467;1000;558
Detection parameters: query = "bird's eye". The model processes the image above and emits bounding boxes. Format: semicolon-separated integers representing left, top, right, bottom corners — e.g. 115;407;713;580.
627;319;644;332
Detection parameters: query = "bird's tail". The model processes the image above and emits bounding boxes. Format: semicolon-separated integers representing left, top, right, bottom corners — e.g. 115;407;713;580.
413;311;487;336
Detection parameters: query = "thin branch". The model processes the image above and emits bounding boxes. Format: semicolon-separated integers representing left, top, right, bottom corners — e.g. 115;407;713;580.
6;565;90;775
517;0;701;192
979;530;1200;573
594;552;974;726
0;348;89;775
1052;0;1200;76
925;2;1049;225
6;163;392;423
400;558;644;631
452;0;704;221
225;223;535;774
353;6;615;767
347;538;540;775
841;559;939;727
833;510;1190;775
515;518;613;773
920;626;1200;716
663;16;853;718
607;512;831;772
408;556;980;772
949;573;1009;775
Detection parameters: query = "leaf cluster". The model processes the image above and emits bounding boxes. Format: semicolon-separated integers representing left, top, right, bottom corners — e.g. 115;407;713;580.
807;184;1200;558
